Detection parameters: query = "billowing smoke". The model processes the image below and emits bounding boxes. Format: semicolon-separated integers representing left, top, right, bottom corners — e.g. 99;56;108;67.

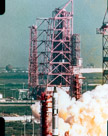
31;84;108;136
31;101;40;122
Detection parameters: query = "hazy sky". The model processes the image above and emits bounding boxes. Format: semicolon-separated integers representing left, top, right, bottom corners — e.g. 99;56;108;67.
0;0;107;67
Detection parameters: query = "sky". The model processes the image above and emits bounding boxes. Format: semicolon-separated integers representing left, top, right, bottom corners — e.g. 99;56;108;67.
0;0;107;68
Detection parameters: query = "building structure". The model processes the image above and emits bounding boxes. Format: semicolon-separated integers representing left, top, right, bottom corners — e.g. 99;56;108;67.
28;0;83;100
97;0;108;84
28;0;84;135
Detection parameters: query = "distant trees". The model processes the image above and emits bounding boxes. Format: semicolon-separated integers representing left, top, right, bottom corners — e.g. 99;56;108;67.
6;64;13;72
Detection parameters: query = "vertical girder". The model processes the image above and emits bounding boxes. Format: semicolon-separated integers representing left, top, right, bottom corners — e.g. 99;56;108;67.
28;0;83;100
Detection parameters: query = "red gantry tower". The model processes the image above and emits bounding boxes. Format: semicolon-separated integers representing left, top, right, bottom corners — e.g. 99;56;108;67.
28;25;39;99
28;0;83;100
28;0;83;135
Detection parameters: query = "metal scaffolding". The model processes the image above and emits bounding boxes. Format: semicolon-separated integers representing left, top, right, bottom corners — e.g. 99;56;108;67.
28;0;84;135
47;1;73;87
28;26;39;99
97;2;108;84
28;0;83;99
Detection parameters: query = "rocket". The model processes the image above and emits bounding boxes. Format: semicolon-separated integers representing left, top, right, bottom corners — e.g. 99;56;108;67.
52;86;58;136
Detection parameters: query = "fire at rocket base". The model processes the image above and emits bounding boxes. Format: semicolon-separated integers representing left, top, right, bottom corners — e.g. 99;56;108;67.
52;86;58;136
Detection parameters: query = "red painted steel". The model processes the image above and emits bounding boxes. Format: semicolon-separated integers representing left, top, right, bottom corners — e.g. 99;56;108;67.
28;26;39;98
28;0;84;135
41;92;52;136
28;0;83;99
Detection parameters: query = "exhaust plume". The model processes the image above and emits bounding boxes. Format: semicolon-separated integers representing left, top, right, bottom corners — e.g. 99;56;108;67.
31;101;40;122
31;84;108;136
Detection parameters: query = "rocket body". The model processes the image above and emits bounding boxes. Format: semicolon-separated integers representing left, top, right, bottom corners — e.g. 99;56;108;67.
52;87;58;136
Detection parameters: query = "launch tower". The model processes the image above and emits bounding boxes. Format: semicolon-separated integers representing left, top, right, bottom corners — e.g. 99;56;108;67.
28;0;84;135
97;0;108;84
28;0;83;99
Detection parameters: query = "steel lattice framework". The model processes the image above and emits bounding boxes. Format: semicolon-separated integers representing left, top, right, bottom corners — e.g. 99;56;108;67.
47;2;73;87
28;26;39;99
97;5;108;84
28;0;83;99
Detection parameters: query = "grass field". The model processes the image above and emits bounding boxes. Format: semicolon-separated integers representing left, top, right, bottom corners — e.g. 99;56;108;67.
5;121;40;136
0;72;28;99
0;106;32;116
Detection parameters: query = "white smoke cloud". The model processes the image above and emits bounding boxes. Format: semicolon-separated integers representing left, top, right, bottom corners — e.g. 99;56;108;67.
59;84;108;135
31;84;108;136
31;101;40;122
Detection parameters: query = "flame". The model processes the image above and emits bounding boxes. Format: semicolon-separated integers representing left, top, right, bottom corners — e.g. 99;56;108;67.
31;84;108;136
